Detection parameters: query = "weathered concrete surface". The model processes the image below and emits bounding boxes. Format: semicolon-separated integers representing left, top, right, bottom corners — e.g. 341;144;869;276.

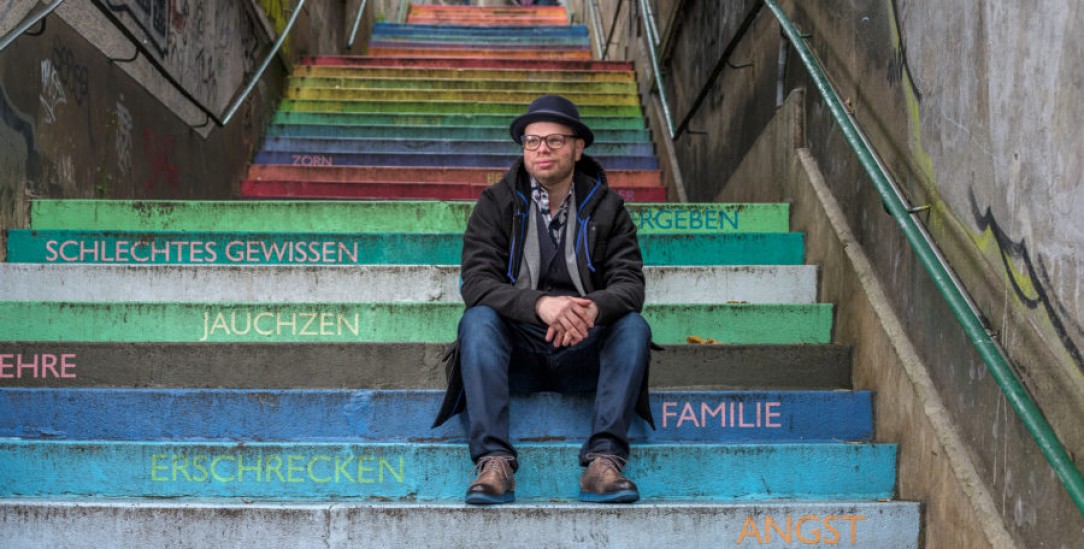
0;501;920;549
0;389;873;443
719;90;1017;547
0;264;818;304
0;342;854;390
0;440;898;500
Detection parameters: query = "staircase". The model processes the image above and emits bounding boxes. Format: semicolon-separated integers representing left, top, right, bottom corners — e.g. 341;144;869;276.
0;3;919;547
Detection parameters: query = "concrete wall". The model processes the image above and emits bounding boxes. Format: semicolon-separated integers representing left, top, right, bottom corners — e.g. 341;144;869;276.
596;0;1084;546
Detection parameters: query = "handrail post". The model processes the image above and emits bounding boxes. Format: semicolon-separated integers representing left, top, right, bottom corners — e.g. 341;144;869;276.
222;0;307;126
0;0;66;53
763;0;1084;518
346;0;369;51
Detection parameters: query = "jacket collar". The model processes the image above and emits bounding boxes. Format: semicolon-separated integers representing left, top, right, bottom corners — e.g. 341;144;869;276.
507;154;608;215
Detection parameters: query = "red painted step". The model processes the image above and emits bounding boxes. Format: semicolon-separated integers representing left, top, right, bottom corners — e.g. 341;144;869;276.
245;165;662;188
297;56;633;72
241;180;666;202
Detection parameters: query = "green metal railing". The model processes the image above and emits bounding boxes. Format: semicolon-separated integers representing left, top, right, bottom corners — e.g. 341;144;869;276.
762;0;1084;516
0;0;65;53
346;0;369;51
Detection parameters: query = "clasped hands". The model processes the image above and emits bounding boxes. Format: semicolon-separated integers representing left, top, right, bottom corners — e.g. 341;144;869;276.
535;295;599;348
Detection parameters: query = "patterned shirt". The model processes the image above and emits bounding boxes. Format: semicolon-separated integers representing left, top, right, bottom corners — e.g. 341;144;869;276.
529;177;574;246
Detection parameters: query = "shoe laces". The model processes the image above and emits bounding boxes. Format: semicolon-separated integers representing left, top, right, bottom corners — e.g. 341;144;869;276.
472;454;514;480
585;453;627;473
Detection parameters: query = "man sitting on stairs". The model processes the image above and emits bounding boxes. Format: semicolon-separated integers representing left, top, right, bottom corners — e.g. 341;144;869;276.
432;94;655;505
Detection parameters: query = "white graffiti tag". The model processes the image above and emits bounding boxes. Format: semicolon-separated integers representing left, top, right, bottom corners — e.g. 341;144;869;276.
115;98;133;176
39;59;67;124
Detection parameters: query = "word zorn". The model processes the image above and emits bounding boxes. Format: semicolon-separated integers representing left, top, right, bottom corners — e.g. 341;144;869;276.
200;311;360;341
0;353;77;379
151;453;404;484
736;514;867;545
661;401;782;429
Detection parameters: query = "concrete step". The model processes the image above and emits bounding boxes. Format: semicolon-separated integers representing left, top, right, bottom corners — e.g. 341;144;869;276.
0;389;873;443
297;55;634;72
239;178;667;201
291;65;636;82
0;500;922;548
0;342;854;389
279;99;641;117
288;76;637;94
257;137;652;156
0;440;897;500
272;110;645;128
265;123;648;141
0;265;817;304
7;230;804;266
366;48;593;60
252;150;660;170
281;87;633;106
0;302;834;344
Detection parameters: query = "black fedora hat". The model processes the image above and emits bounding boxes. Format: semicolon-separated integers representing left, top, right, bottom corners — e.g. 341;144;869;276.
509;94;594;148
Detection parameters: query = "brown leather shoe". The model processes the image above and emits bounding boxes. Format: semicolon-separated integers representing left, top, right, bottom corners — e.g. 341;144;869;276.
465;454;516;504
579;453;640;503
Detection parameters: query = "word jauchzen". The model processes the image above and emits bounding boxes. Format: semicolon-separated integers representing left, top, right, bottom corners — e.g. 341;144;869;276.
200;311;360;341
44;240;361;264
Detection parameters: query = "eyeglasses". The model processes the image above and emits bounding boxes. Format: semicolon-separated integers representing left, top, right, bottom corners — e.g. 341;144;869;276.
521;134;579;151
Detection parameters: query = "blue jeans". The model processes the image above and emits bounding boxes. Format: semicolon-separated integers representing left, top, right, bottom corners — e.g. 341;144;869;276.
458;305;650;467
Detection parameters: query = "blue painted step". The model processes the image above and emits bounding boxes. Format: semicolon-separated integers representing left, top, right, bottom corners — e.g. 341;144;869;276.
0;441;898;501
0;389;873;443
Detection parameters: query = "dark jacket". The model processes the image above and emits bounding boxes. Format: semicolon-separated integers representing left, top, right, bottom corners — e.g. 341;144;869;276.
432;154;655;428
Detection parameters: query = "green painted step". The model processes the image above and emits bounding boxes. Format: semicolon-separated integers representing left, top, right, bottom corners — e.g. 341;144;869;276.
265;124;651;142
279;100;642;117
282;88;640;106
0;302;834;344
292;65;636;83
29;201;790;234
288;77;636;94
272;111;646;129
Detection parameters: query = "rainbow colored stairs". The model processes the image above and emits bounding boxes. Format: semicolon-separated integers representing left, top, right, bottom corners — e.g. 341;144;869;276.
0;3;919;547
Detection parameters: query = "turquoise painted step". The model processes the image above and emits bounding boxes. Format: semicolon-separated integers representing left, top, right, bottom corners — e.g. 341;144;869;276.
0;441;898;501
0;501;922;549
0;389;873;443
6;230;805;266
29;201;788;234
265;124;650;141
0;302;834;344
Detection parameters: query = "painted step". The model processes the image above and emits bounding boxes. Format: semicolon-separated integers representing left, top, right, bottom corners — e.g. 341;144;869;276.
272;110;646;128
0;302;834;344
0;389;873;443
0;440;897;501
291;64;638;82
6;230;803;265
240;179;667;202
369;37;589;48
366;48;593;60
257;137;652;156
0;500;921;548
406;5;569;24
252;150;660;170
0;265;817;304
297;56;634;72
287;77;637;94
265;123;648;141
280;87;636;105
374;22;588;37
0;342;854;390
242;167;662;192
278;99;641;117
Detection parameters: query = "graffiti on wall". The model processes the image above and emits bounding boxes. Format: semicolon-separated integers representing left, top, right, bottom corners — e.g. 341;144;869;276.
39;59;67;124
104;0;171;56
114;97;133;177
969;189;1084;373
142;127;179;191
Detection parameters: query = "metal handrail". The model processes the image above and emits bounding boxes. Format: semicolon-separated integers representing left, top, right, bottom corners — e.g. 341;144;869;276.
636;0;675;139
221;0;306;125
763;0;1084;517
585;0;604;60
0;0;66;53
346;0;369;51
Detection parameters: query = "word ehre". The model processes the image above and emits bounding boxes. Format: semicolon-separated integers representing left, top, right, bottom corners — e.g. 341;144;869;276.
45;240;361;264
630;208;740;231
151;453;404;484
201;311;360;341
736;514;867;545
661;401;782;428
0;353;76;379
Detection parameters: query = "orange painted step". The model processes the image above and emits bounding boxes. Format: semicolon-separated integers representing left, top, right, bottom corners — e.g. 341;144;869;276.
245;165;663;188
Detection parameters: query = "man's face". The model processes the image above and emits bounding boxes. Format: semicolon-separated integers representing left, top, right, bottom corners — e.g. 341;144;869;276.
521;121;584;190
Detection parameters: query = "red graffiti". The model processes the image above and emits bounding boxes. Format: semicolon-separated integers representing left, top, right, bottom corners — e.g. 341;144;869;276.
142;128;179;191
